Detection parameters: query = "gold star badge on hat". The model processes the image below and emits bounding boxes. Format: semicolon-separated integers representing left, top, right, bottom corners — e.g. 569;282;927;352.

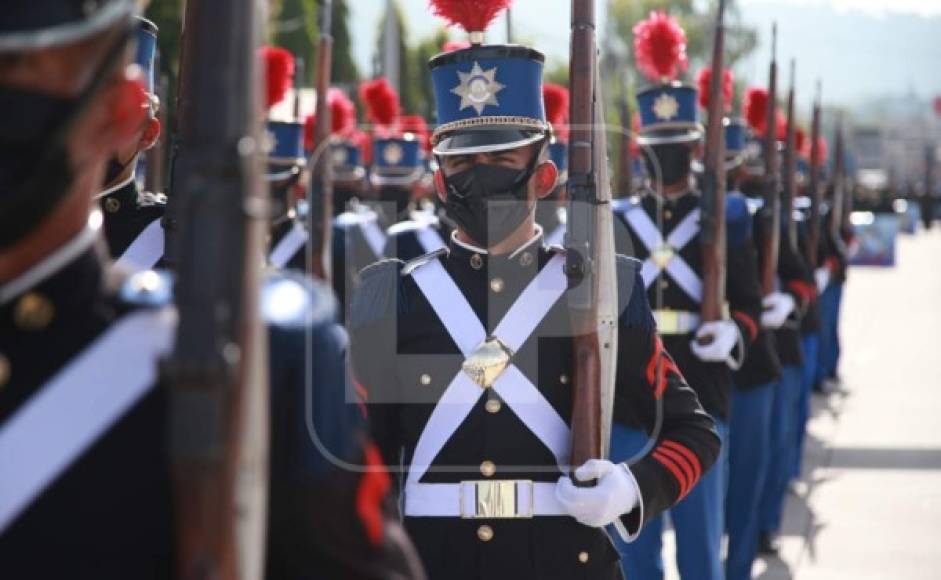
451;62;505;116
653;93;680;121
383;142;404;165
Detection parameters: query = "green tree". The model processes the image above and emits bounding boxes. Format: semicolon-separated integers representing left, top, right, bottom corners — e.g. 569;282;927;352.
272;0;319;85
331;0;360;87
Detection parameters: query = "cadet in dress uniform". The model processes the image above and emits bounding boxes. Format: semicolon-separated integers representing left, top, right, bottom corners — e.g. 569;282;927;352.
0;5;423;578
349;8;721;579
733;90;816;561
95;16;166;272
609;16;763;580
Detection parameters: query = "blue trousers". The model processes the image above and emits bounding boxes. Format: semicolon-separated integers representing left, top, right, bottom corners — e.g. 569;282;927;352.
816;283;843;383
610;421;729;580
725;383;775;580
758;366;802;538
794;334;819;478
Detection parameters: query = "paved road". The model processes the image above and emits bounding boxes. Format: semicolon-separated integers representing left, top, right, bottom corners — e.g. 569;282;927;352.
757;227;941;579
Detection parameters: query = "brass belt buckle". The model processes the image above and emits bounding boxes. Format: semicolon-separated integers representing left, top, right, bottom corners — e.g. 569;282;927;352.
462;336;513;389
460;480;534;519
655;310;681;334
651;244;676;269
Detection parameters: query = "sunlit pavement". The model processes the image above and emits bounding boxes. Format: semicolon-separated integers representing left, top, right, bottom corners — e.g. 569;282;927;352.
662;227;941;579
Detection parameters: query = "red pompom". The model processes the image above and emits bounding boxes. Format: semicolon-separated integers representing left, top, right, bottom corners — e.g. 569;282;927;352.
303;114;315;152
542;83;570;140
430;0;512;34
814;136;828;166
795;127;807;156
633;11;688;82
351;129;373;165
400;114;431;152
744;87;769;134
359;78;400;128
442;39;471;53
696;67;733;112
329;89;357;136
260;46;295;110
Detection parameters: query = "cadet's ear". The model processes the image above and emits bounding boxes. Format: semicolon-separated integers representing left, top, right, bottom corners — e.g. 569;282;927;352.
434;169;447;203
138;116;161;151
533;161;558;200
98;74;149;153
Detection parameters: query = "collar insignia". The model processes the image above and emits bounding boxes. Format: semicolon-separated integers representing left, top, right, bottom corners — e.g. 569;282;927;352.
451;62;505;116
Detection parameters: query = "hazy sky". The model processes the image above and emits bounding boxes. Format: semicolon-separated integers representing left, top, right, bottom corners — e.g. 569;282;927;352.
349;0;941;108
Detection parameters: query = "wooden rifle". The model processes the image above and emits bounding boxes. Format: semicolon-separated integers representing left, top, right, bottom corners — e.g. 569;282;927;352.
806;81;822;267
308;0;334;282
759;23;780;296
782;59;797;253
163;0;270;578
830;117;845;241
699;0;728;326
566;0;619;471
617;71;633;197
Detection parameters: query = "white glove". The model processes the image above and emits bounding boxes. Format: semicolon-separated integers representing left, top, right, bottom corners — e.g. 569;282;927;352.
761;292;796;329
815;267;831;294
556;459;639;528
690;320;740;363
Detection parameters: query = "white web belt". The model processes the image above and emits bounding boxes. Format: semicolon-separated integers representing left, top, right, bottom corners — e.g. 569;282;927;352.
404;254;570;518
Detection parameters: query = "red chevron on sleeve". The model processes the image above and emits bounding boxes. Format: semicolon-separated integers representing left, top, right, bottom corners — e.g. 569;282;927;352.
787;280;816;305
653;449;690;498
659;439;703;500
645;335;683;399
732;311;758;341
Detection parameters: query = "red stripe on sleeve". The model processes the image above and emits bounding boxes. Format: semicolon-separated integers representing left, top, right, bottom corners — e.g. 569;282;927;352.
732;311;758;341
662;440;703;484
653;450;689;498
787;280;816;305
656;446;696;498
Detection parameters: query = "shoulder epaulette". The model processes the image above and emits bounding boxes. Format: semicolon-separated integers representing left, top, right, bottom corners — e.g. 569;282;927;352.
387;218;436;237
261;270;336;329
615;254;654;330
118;269;173;308
401;247;448;277
137;190;168;208
351;258;407;329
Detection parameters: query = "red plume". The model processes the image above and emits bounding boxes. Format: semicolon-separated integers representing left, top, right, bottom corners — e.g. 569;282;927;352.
359;78;400;128
260;46;295;110
430;0;512;34
329;89;357;135
696;67;733;112
400;114;431;152
744;87;769;134
795;127;807;157
816;137;828;165
633;11;688;82
542;83;570;140
442;39;472;53
304;89;358;151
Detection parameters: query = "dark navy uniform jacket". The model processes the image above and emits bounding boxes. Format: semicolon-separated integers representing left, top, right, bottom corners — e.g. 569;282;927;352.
99;177;166;265
0;233;421;579
350;234;720;580
613;191;764;419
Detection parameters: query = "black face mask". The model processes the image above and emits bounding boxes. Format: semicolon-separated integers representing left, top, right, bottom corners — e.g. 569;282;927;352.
333;186;360;217
442;157;538;247
0;27;131;249
377;185;412;218
642;143;693;189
